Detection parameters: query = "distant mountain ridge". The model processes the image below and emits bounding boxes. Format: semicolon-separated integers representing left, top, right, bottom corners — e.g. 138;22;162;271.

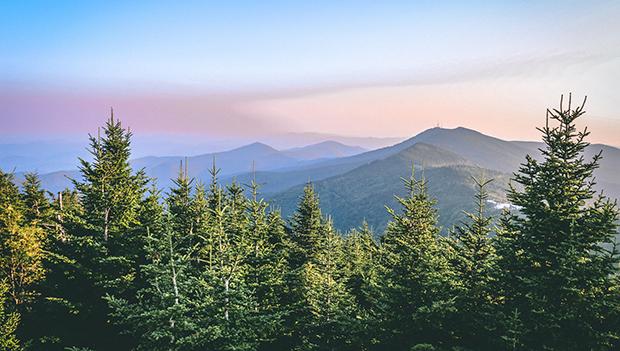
282;141;366;160
11;140;368;193
7;127;620;234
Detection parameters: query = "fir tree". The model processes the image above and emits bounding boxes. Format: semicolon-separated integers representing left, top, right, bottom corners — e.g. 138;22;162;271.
245;179;288;350
167;160;195;239
20;173;52;226
379;168;454;350
343;222;380;349
343;221;379;313
297;220;358;351
289;183;323;266
107;215;196;351
74;113;148;243
0;171;20;211
286;184;359;351
66;113;149;350
192;180;258;351
495;95;620;350
284;183;325;349
448;177;499;350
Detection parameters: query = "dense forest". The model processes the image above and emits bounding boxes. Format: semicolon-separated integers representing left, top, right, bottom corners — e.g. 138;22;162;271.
1;97;619;351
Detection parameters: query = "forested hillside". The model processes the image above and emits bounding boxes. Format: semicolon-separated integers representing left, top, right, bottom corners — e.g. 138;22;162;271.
269;143;512;232
1;97;619;351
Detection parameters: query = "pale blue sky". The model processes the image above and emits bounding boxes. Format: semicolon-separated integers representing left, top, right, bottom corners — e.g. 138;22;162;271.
1;1;619;144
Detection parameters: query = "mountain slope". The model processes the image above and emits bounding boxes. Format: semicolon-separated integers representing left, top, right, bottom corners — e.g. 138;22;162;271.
409;127;534;173
282;141;366;160
268;143;511;233
129;142;304;189
230;127;620;200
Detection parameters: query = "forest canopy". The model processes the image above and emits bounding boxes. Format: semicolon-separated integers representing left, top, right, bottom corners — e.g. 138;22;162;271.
0;96;619;351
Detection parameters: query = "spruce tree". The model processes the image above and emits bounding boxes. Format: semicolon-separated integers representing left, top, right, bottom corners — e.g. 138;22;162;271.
107;213;196;351
167;160;195;238
289;183;323;266
286;184;359;351
245;180;288;350
448;177;499;350
495;95;620;350
379;168;454;350
192;180;258;351
166;161;198;260
343;222;380;349
66;113;149;350
20;173;52;226
74;114;148;244
343;221;379;313
0;171;20;211
284;183;324;349
0;172;47;349
297;220;358;351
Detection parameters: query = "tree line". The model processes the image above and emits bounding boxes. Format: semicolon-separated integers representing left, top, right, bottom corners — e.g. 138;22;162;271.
0;97;619;351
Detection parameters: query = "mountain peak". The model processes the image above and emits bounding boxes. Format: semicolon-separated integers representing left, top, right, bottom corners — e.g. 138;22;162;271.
234;142;278;153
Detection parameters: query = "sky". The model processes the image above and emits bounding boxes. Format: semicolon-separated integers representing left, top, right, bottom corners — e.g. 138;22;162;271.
1;0;620;146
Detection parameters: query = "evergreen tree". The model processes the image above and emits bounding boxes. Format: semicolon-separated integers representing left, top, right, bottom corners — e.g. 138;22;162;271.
107;213;196;351
21;189;82;350
286;184;359;351
20;173;52;226
495;95;620;350
289;183;323;266
448;177;499;350
0;171;45;307
166;160;195;239
74;114;147;243
378;168;454;350
245;179;288;350
0;171;21;212
190;179;258;351
65;113;149;350
343;222;379;313
283;183;324;349
0;281;20;351
0;172;47;350
343;222;380;349
297;220;358;351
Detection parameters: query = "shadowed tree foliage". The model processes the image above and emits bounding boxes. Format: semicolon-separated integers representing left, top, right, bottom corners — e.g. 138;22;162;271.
495;95;620;350
0;281;20;351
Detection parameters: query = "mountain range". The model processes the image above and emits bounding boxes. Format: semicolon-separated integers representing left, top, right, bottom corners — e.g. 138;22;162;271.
5;127;619;234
